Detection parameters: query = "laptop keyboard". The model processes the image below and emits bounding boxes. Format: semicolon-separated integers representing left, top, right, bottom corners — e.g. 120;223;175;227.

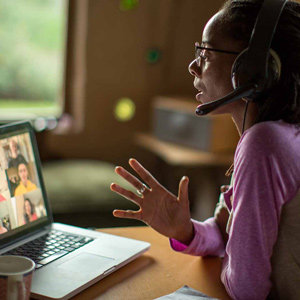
4;229;94;269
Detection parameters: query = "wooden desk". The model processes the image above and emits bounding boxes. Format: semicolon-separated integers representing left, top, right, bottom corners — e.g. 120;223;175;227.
72;227;231;300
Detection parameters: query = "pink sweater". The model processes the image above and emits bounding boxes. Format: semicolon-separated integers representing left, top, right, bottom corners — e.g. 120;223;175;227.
170;121;300;299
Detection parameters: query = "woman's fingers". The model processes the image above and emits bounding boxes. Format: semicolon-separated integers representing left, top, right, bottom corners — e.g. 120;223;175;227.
220;185;230;193
113;209;143;221
129;159;158;187
115;166;144;190
178;176;190;207
110;183;142;205
114;159;159;194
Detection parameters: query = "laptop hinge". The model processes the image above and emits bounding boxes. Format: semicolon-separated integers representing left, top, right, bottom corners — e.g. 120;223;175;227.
0;225;51;252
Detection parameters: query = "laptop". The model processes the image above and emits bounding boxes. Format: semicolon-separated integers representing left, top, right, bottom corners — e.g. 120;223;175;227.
0;121;150;299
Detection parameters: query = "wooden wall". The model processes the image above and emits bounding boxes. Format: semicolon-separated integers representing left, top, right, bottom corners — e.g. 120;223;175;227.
38;0;224;166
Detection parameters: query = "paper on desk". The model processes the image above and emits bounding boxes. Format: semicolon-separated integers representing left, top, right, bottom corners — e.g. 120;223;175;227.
154;285;220;300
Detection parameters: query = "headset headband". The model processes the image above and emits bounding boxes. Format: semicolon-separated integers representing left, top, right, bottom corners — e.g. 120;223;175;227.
240;0;287;90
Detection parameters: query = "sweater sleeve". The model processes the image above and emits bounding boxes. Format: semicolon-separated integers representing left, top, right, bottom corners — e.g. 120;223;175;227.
221;122;300;300
170;217;225;257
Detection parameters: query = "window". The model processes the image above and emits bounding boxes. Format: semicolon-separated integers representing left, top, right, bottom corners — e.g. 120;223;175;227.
0;0;68;122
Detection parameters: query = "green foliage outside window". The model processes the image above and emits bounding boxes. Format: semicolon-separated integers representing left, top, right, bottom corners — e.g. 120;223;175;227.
0;0;66;116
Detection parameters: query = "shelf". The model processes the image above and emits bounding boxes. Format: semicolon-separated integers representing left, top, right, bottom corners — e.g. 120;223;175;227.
135;133;234;167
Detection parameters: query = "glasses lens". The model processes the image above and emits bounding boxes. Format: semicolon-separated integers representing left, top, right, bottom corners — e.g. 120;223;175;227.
195;43;200;67
196;49;201;67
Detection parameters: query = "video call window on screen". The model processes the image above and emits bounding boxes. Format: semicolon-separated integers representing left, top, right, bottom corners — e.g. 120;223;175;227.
0;133;47;235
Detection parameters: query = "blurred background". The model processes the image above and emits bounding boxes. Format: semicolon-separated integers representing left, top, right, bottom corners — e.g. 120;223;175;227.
0;0;240;228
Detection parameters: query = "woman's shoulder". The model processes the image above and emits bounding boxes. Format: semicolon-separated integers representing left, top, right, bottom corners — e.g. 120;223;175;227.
234;121;300;168
246;120;298;136
239;120;300;150
234;121;300;206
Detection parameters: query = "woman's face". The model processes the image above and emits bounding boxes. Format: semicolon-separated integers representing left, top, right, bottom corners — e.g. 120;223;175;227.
189;11;244;114
18;163;28;184
25;200;31;215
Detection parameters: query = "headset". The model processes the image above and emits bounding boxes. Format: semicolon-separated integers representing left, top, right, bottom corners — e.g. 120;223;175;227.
195;0;287;116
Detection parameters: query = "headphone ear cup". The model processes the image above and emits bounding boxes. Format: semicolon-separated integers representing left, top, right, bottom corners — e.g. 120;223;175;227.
231;48;281;101
231;49;248;90
267;48;281;88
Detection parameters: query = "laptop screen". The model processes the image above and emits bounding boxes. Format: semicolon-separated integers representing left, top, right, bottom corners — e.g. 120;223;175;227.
0;122;51;244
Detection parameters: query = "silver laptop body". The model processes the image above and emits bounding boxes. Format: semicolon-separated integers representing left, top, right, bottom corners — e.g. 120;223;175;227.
0;121;150;300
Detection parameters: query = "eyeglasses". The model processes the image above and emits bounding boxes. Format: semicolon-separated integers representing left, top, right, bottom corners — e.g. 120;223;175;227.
195;42;240;67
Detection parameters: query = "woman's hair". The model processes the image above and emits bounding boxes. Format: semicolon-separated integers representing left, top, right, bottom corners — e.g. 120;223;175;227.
24;198;34;223
218;0;300;125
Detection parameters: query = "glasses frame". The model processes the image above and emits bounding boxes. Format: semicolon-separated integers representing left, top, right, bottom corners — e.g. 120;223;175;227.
195;42;240;67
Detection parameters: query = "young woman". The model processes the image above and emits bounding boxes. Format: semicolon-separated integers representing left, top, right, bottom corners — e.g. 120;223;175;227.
23;198;38;224
110;0;300;299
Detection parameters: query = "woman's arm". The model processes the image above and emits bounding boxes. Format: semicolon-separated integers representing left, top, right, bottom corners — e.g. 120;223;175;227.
170;187;231;257
221;122;300;299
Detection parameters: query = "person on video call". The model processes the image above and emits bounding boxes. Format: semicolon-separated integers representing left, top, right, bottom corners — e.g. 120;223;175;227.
8;139;27;169
14;163;37;196
0;194;6;202
110;0;300;299
0;225;7;234
23;198;38;224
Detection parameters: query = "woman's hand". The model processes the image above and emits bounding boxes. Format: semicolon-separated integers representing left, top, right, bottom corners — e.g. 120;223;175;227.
110;158;194;245
214;185;230;244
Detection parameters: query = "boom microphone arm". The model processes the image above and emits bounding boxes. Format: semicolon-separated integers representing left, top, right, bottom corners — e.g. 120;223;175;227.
195;82;257;115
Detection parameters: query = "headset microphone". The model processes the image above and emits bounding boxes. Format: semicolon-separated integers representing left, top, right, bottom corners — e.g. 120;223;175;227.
196;82;257;115
195;0;287;117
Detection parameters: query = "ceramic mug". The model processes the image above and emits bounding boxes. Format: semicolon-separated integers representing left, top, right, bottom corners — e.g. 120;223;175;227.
0;255;35;300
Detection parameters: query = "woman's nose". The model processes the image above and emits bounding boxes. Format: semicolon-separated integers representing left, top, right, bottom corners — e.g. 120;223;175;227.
188;59;200;77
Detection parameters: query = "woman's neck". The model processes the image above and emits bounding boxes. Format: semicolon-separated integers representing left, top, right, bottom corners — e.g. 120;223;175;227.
231;101;258;136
